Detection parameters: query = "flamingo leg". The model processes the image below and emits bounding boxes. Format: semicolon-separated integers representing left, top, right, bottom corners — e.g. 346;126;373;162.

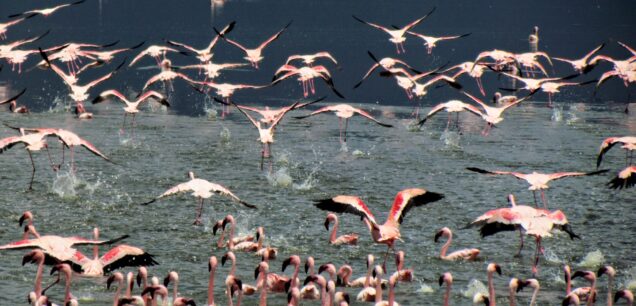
27;150;36;190
515;229;525;257
260;145;265;171
381;243;396;273
532;237;542;277
395;43;400;54
455;112;461;131
45;145;58;172
343;118;349;143
70;147;75;173
338;118;343;144
131;114;137;140
193;198;204;225
121;113;127;134
532;191;539;207
476;78;486;96
446;113;451;130
541;190;548;209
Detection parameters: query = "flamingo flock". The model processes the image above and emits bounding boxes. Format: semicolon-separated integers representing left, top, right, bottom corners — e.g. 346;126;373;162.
0;1;634;305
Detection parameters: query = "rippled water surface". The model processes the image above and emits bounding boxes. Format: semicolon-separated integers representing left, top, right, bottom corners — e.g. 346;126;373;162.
0;100;635;305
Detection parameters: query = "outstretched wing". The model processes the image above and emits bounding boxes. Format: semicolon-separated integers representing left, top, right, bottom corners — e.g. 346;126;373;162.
100;245;158;273
92;89;127;104
466;167;527;180
547;170;608;181
0;136;28;153
67;234;130;246
207;182;257;209
314;195;377;225
0;88;26;105
597;138;619;168
607;166;636;189
386;188;444;225
258;21;292;50
293;105;335;119
353;108;392;127
142;181;195;205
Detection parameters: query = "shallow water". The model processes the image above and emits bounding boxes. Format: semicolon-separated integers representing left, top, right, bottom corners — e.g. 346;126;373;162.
0;100;634;305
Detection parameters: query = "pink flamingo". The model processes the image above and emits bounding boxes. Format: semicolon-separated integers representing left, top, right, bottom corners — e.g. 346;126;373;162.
164;271;196;306
416;99;484;130
215;21;291;69
294;103;392;144
572;271;598;306
82;41;145;64
352;7;436;54
608;165;636;189
92;89;170;134
473;263;501;306
218;215;255;248
445;61;489;96
143;62;198;90
597;136;636;168
282;255;303;289
272;64;345;98
315;188;444;269
434;227;480;261
129;45;181;67
529;26;540;44
301;257;320;299
285;52;338;66
374;269;400;306
353;51;421;89
553;43;605;74
167;21;235;64
598;266;616;306
50;263;78;306
142;171;255;225
615;290;634;305
221;251;257;295
213;96;325;125
9;0;86;18
0;88;27;113
180;61;247;80
466;167;609;208
0;15;36;40
439;272;452;306
406;31;471;54
207;256;218;306
460;90;537;135
518;278;540;306
22;250;50;303
303;274;330;305
565;265;594;303
394;251;413;282
325;213;359;245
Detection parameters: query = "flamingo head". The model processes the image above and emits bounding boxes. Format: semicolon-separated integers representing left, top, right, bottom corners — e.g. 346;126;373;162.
107;272;124;289
136;267;147;287
318;263;336;276
221;252;235;267
221;214;234;230
22;249;45;266
304;256;314;274
487;263;502;276
187;171;195;180
615;290;635;304
163;271;179;287
434;227;451;242
597;265;616;278
19;211;33;226
324;213;337;230
438;272;453;286
282;255;301;272
212;220;224;235
572;270;596;282
254;261;269;280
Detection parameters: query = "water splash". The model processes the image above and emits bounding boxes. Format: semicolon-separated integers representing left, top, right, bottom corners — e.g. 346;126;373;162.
462;279;488;298
416;281;434;294
406;119;421;132
576;249;605;269
219;127;231;143
267;167;293;188
51;171;80;198
440;130;461;148
352;149;366;157
339;142;349;153
551;106;563;122
543;247;561;264
292;167;318;191
565;111;579;125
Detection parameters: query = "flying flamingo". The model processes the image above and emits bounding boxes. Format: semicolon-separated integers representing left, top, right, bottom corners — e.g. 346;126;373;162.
314;188;444;269
215;21;292;69
0;88;28;113
553;43;605;74
443;61;489;96
37;41;117;75
230;100;299;169
142;171;256;225
416;99;484;130
608;165;636;189
353;51;422;89
0;128;61;189
272;64;345;98
598;266;616;306
597;136;636;168
0;15;36;40
143;59;198;90
9;0;86;18
167;21;235;64
472;263;501;306
0;30;49;55
129;45;181;67
615;290;634;305
179;61;247;80
460;89;536;135
192;80;270;115
294;103;392;144
466;167;609;208
406;31;471;54
512;51;553;77
82;41;145;64
394;251;413;282
434;227;480;261
324;213;359;245
352;7;436;54
213;96;325;125
439;272;452;306
539;80;596;106
92;89;170;134
285;52;338;66
472;49;516;71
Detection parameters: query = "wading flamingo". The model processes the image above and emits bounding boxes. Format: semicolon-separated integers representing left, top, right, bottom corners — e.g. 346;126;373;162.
598;266;616;306
324;213;359;245
434;227;480;261
472;263;501;306
395;251;413;282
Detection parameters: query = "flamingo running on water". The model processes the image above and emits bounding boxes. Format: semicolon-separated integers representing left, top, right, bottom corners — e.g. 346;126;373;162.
294;103;392;144
466;167;609;208
215;21;292;69
167;21;235;64
406;31;471;54
129;45;181;67
213;96;325;125
0;128;61;189
314;188;444;270
434;227;480;261
353;51;422;89
92;89;170;135
272;64;345;98
416;99;484;130
460;89;537;135
608;165;636;189
352;7;436;54
285;52;338;67
142;171;256;225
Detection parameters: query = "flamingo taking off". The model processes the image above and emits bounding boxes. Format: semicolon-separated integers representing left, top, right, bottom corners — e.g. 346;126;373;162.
597;136;636;168
460;89;537;135
167;21;235;64
294;103;392;144
0;128;61;189
416;99;484;130
608;165;636;189
273;64;345;98
285;52;338;67
129;45;181;67
142;171;256;225
352;7;436;54
314;188;444;269
406;31;471;54
553;43;605;74
215;21;291;68
466;167;609;208
92;89;170;135
214;96;325;125
353;51;421;89
434;227;480;261
0;15;36;40
324;213;359;245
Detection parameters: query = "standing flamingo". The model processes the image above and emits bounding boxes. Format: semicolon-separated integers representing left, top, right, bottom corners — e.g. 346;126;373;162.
315;188;444;270
294;103;392;144
22;250;51;304
434;227;480;261
164;271;196;306
215;21;291;68
466;167;609;208
324;213;359;245
221;251;257;295
142;171;256;225
439;272;452;306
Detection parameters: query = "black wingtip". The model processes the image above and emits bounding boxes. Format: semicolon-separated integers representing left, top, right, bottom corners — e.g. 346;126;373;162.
141;198;157;206
100;40;119;48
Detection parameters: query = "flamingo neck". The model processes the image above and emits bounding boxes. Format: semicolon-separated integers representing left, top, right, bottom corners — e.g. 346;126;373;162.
257;232;263;250
509;286;516;306
64;274;72;304
112;280;122;306
125;275;133;298
226;282;234;306
9;101;16;112
587;279;596;306
329;218;339;243
320;284;328;306
207;266;215;305
608;276;613;306
443;281;451;306
228;221;236;249
488;271;496;306
363;218;374;232
236;288;243;306
171;279;179;302
530;287;539;306
93;245;99;260
440;233;452;258
259;273;267;306
230;258;237;276
35;259;44;298
375;273;383;304
364;264;372;288
292;264;300;289
565;270;571;294
217;227;226;248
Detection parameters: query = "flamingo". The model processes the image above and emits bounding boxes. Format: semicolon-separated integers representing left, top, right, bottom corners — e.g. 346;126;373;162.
444;61;489;96
406;31;471;54
107;272;144;306
9;0;86;18
553;43;605;74
142;284;170;306
565;265;595;303
598;266;616;306
255;262;270;305
410;74;462;100
167;21;235;64
213;96;324;125
338;255;385;288
143;61;198;90
0;30;49;55
493;92;521;105
513;51;553;77
215;21;292;68
314;188;444;269
69;241;157;276
225;274;244;306
1;48;48;73
164;271;196;306
355;255;378;301
0;128;61;189
180;61;247;80
439;272;452;306
22;250;51;304
142;171;256;225
615;290;634;305
324;213;359;245
434;227;480;261
539;80;596;106
394;251;413;282
217;215;255;248
37;42;114;76
508;278;524;306
221;251;257;295
472;49;516;71
272;64;345;98
207;256;218;306
608;165;636;189
83;41;145;64
294;103;392;144
572;271;598;306
282;255;303;290
129;45;181;67
303;275;330;305
0;15;35;40
564;293;583;306
285;52;338;66
416;99;484;130
500;72;575;94
92;89;170;134
519;278;540;306
230;99;299;168
473;263;501;306
353;51;422;89
373;268;400;306
466;167;609;207
352;7;436;54
0;88;27;113
50;263;78;306
597;136;636;168
300;257;320;300
460;89;536;135
287;287;301;306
